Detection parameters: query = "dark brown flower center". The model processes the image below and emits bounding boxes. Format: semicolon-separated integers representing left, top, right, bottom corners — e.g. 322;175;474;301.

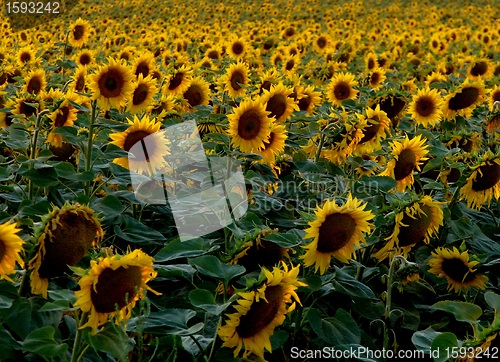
416;96;435;117
20;52;31;63
316;36;327;49
394;148;417;180
266;94;287;121
236;239;284;271
168;72;184;90
377;95;406;127
91;266;143;313
98;67;125;98
359;116;381;144
132;83;149;106
75;74;85;91
184;84;202;107
470;61;487;77
19;99;38;118
73;25;85;41
448;87;480;111
232;42;244;55
207;50;219;60
27;77;42;94
230;71;244;91
370;72;380;85
367;58;375;70
298;95;311;111
54;105;71;127
316;212;356;253
398;205;434;246
237;110;263;140
259;80;272;95
0;238;6;262
285;59;295;71
441;258;475;283
123;130;154;162
472;162;500;191
333;82;351;101
135;62;150;78
38;211;100;278
236;285;284;338
79;53;91;65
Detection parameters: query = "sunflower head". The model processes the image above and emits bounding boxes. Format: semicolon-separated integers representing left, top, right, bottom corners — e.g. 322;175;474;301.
74;249;160;334
28;203;104;298
261;83;298;123
69;18;92;47
443;79;486;120
0;220;25;282
326;72;358;107
409;87;444;127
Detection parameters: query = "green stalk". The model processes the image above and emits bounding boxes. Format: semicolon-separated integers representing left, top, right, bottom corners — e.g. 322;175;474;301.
71;311;88;362
84;101;99;198
28;109;50;200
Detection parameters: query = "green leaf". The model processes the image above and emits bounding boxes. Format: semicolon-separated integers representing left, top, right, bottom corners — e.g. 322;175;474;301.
188;289;231;315
430;332;459;362
22;326;68;359
331;267;376;299
114;215;166;244
128;309;203;336
84;323;134;362
307;308;361;345
92;194;125;219
430;300;482;324
21;165;60;187
154;238;218;262
0;328;17;360
412;327;441;351
189;255;245;284
354;176;398;194
262;231;300;248
484;291;500;318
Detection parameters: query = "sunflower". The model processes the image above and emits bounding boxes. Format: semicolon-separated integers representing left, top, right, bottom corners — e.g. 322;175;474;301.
227;98;271;153
368;67;387;90
296;85;322;115
374;196;444;261
313;34;331;53
224;62;249;99
17;45;36;66
197;118;225;138
22;69;46;95
354;104;390;154
127;74;157;114
181;76;210;109
28;203;104;298
0;220;25;283
408;87;444;127
46;92;79;147
109;115;169;175
255;122;287;164
301;194;375;274
487;84;500;111
68;18;91;47
364;52;378;71
74;49;96;67
427;247;488;294
380;134;429;192
442;79;486;120
227;37;248;59
467;58;493;80
74;249;160;334
370;93;407;128
132;51;156;79
326;72;358;107
323;120;364;164
165;65;192;96
230;229;287;271
89;57;134;111
7;95;44;119
218;262;305;359
148;94;177;119
71;65;87;93
261;83;298;123
459;152;500;210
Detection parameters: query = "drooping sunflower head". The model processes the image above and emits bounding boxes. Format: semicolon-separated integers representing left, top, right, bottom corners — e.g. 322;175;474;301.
428;247;488;294
375;196;444;261
224;62;249;99
369;92;408;128
227;98;272;153
459;153;500;210
109;115;169;175
261;83;298;123
218;262;305;359
22;69;46;95
467;58;493;80
68;18;91;47
127;74;158;114
7;94;45;119
89;57;134;111
380;134;429;192
408;87;444;127
74;249;160;334
301;194;375;274
71;65;87;93
326;71;358;107
28;203;104;298
443;79;486;120
0;220;25;283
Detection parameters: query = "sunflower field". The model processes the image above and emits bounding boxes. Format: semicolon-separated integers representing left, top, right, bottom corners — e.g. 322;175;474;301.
1;0;500;361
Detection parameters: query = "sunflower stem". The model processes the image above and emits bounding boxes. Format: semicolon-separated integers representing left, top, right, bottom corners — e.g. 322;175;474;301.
383;255;406;352
28;109;50;200
314;132;326;163
71;311;88;362
207;315;222;362
84;100;98;198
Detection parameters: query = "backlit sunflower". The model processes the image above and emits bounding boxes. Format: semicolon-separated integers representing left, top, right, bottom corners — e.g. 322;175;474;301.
227;98;271;153
46;91;79;147
197;118;225;138
28;203;103;298
255;122;287;164
442;79;486;120
165;65;192;96
380;134;429;192
218;263;305;359
428;247;488;294
22;69;46;95
89;57;134;111
301;194;375;274
182;76;210;109
296;85;322;115
68;18;91;47
459;152;500;210
354;104;390;154
374;196;444;261
109;115;169;175
408;87;444;127
127;74;157;114
224;62;249;99
326;72;358;107
74;249;160;334
0;220;25;283
261;83;298;123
